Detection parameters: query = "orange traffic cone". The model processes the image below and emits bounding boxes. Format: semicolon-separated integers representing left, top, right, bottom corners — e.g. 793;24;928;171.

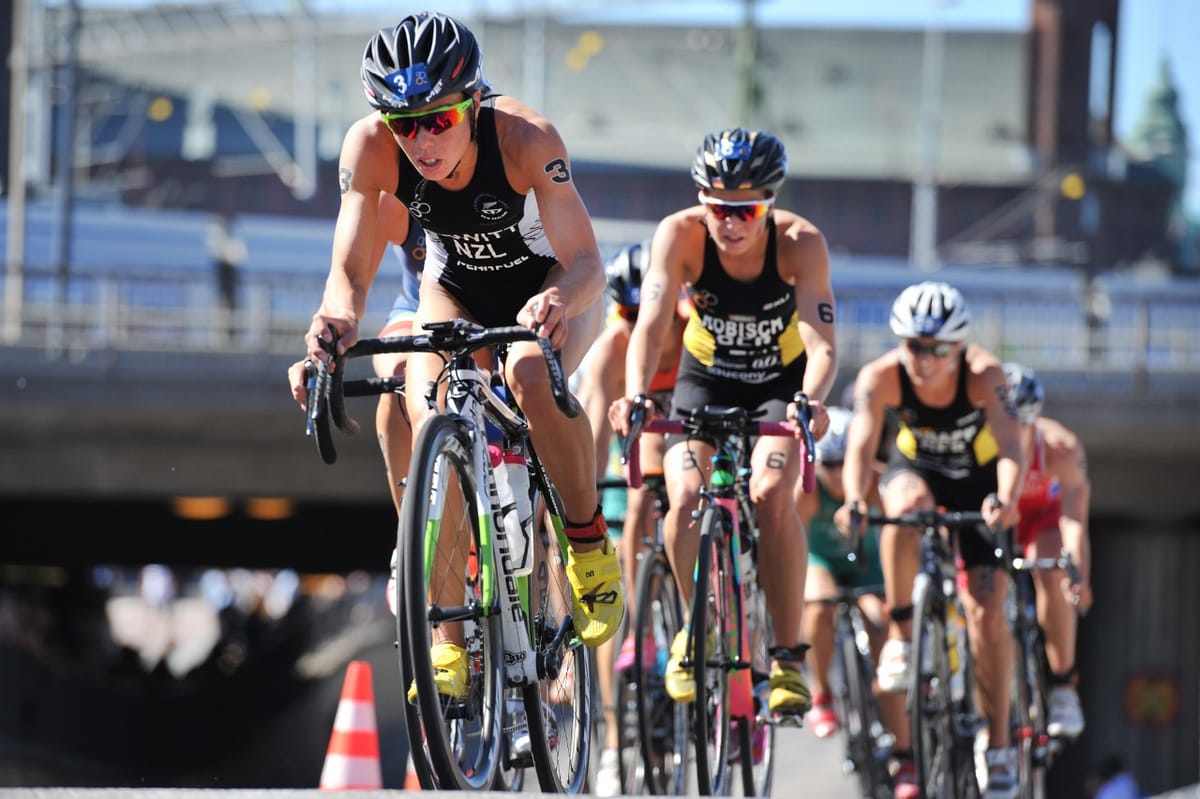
404;751;421;790
319;660;383;791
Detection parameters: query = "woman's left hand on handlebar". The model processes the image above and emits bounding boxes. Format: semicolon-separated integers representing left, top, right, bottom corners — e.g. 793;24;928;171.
518;290;567;351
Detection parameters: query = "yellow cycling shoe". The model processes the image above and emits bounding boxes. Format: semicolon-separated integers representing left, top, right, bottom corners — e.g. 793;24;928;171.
767;664;812;716
564;511;625;647
665;629;695;703
407;641;470;704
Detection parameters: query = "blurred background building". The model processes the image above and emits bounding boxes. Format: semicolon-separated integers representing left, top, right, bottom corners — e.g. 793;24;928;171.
1;0;1197;795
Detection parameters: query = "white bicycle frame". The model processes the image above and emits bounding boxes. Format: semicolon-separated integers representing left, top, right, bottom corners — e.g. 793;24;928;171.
437;360;540;686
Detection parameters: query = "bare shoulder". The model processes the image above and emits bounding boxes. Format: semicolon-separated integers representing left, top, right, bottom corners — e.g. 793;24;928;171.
652;207;707;282
856;350;902;405
491;96;569;192
773;208;825;245
1038;416;1084;456
341;113;401;191
964;344;1005;393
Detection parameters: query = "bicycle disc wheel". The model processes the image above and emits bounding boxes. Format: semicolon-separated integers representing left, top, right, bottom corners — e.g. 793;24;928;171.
737;572;774;797
842;617;890;798
633;548;689;796
522;485;591;793
399;414;504;791
692;506;733;796
910;579;959;799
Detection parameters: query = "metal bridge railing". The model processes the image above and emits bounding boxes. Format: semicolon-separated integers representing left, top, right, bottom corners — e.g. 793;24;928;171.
3;266;1198;390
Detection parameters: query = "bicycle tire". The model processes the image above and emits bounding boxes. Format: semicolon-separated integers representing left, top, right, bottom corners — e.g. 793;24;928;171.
736;566;775;797
521;481;592;794
633;547;689;796
692;505;733;796
1011;571;1047;799
910;576;961;799
398;414;504;791
841;612;891;798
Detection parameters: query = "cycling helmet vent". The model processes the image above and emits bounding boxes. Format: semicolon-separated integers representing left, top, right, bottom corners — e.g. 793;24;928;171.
361;12;485;111
816;406;852;465
889;281;971;341
691;128;787;195
1003;362;1045;425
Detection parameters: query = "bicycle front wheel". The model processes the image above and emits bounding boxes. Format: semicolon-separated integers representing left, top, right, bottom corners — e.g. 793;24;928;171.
633;547;689;796
840;612;891;798
692;506;733;796
1010;572;1047;799
909;578;960;799
398;414;504;791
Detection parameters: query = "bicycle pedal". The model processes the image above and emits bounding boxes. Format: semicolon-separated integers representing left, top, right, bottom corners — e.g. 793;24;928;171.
770;711;805;727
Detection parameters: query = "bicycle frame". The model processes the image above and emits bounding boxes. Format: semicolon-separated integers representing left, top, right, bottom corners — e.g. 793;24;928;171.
304;319;589;792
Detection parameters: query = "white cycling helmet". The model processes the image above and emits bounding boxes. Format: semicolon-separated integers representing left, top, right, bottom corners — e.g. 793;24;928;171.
1003;362;1045;425
816;406;853;465
890;281;971;341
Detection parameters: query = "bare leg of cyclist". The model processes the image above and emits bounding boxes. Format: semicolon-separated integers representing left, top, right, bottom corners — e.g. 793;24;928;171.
876;470;931;759
1031;526;1078;679
802;566;839;736
512;300;625;647
753;438;811;715
962;565;1015;749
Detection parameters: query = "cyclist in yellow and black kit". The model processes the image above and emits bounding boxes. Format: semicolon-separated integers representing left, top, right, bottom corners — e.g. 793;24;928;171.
610;128;837;718
835;281;1024;799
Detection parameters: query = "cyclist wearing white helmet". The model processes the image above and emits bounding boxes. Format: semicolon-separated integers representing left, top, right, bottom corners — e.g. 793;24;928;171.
797;405;886;739
834;280;1025;799
1004;362;1092;740
610;127;838;719
300;11;623;702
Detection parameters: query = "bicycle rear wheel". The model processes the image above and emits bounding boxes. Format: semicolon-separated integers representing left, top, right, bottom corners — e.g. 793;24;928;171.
633;547;689;796
522;480;592;793
398;414;504;791
692;506;733;796
910;577;960;799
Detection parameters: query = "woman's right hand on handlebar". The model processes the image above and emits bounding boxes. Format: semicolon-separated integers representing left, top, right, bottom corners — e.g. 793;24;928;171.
288;359;311;411
833;500;866;540
608;395;654;439
305;309;360;366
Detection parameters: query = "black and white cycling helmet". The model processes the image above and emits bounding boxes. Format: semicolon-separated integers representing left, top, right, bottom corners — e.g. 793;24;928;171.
816;406;853;465
691;128;787;195
361;12;486;111
889;281;971;341
1003;362;1045;425
605;240;650;310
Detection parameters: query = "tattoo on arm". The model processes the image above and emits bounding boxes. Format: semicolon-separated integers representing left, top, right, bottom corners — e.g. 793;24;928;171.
816;301;834;324
339;168;352;195
644;280;664;302
853;388;872;415
545;158;570;184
